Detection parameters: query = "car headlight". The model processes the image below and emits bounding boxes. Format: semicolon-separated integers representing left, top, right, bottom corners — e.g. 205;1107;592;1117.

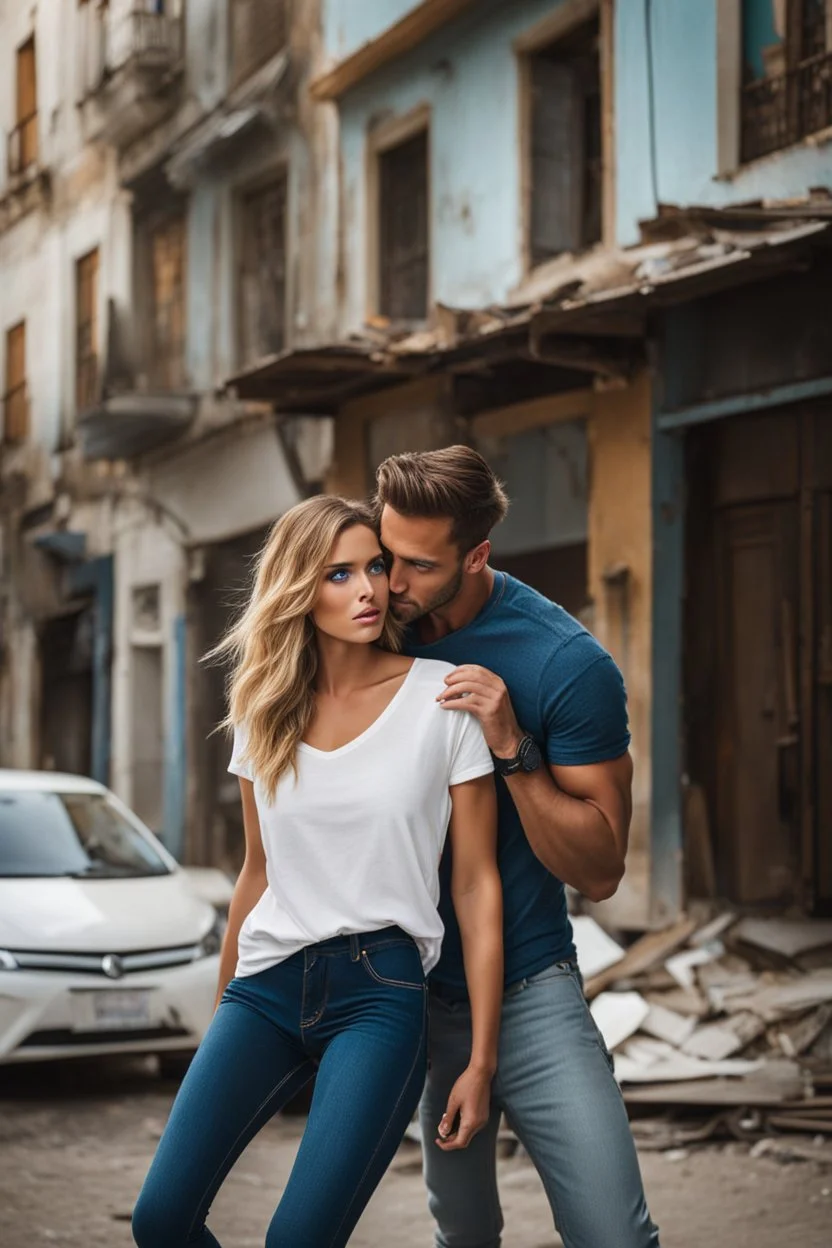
0;950;19;970
195;913;225;959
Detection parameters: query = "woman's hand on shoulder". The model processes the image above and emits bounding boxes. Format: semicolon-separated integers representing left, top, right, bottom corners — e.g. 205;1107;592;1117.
435;1062;494;1151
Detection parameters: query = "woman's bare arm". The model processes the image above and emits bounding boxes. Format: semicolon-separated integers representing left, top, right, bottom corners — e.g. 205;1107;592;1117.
214;778;267;1010
437;773;503;1151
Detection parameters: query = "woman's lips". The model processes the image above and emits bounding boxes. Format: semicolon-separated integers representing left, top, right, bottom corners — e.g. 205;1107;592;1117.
354;608;381;623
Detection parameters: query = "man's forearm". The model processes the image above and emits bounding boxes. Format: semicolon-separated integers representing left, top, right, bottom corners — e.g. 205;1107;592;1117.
504;766;625;901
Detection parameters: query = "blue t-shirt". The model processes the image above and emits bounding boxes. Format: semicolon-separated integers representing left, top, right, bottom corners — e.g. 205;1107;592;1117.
405;571;630;995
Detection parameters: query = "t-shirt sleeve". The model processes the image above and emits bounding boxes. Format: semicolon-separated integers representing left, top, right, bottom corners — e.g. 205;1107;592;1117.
540;637;631;767
228;723;254;781
448;709;494;787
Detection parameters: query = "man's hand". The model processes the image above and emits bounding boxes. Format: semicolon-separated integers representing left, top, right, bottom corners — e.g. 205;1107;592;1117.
437;664;522;758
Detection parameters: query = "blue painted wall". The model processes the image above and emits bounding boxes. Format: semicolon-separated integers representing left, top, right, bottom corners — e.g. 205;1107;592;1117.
616;0;832;244
324;0;423;60
335;0;569;326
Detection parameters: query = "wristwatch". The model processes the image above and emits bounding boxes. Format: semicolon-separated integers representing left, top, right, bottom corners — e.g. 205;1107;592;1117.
492;734;542;777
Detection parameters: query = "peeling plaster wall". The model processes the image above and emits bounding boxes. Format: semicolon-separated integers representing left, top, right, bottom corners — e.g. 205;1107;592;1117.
615;0;832;244
588;372;653;928
332;0;579;332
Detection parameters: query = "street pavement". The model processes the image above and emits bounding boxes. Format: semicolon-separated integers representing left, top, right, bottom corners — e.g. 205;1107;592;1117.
0;1058;830;1247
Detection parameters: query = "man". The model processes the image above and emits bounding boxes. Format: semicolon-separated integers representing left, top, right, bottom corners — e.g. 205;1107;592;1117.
376;446;659;1248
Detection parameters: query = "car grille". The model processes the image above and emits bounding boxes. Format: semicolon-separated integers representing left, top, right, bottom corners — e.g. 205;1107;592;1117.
6;944;205;976
19;1025;192;1048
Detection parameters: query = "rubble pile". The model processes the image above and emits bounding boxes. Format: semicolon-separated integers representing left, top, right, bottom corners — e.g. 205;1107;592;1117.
573;913;832;1144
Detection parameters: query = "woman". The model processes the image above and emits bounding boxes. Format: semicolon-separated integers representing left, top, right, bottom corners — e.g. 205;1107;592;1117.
132;496;503;1247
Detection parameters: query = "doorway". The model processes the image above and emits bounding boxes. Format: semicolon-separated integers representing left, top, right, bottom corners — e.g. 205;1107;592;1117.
685;407;832;912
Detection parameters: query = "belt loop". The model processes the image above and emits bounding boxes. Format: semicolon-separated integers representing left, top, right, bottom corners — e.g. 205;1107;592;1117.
349;934;361;963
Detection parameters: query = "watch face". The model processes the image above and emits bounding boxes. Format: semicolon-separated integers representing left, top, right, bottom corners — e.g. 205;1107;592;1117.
519;736;542;771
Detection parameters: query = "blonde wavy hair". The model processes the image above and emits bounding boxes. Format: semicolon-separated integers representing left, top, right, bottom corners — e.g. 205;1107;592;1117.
211;495;401;799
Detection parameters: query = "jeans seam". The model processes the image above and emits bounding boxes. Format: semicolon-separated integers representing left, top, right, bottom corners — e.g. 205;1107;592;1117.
185;1060;310;1241
327;991;427;1247
564;968;617;1075
361;950;424;991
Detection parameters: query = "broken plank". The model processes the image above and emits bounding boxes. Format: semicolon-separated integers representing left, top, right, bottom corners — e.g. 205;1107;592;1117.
583;917;698;1000
641;1001;698;1048
732;917;832;959
721;969;832;1021
620;1061;805;1106
771;1004;832;1058
682;1012;766;1061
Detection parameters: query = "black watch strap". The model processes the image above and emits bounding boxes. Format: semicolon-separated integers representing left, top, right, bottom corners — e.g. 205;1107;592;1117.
493;735;541;777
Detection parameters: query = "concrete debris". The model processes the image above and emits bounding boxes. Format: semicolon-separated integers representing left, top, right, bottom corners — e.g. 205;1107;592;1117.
570;914;625;979
591;991;650;1052
732;918;832;960
665;941;725;991
574;909;832;1129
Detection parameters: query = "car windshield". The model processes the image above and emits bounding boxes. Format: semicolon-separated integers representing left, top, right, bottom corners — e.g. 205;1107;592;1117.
0;789;170;879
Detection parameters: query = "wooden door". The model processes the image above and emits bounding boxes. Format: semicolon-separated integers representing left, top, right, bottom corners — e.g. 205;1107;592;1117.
716;501;801;904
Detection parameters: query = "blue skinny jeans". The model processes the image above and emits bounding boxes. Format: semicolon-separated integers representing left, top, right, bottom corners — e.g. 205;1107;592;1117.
132;927;428;1247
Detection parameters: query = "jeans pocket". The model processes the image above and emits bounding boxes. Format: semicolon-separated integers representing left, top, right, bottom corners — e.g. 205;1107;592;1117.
361;942;425;991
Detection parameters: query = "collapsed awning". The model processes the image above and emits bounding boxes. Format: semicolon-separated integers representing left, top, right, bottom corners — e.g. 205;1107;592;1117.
227;209;832;410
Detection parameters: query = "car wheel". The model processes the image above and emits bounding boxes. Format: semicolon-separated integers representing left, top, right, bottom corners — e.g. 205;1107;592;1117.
157;1052;194;1081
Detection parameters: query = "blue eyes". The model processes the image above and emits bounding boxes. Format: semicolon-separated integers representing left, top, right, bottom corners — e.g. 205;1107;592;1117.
327;560;386;584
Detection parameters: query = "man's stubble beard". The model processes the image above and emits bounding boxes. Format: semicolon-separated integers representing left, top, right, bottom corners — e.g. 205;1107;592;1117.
390;562;464;624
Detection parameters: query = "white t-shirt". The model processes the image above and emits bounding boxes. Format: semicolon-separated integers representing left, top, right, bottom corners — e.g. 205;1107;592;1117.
228;657;494;978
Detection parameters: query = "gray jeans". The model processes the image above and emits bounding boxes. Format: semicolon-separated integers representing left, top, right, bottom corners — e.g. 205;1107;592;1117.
420;960;660;1248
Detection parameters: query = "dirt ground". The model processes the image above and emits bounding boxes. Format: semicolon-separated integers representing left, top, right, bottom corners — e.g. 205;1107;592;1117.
0;1058;830;1248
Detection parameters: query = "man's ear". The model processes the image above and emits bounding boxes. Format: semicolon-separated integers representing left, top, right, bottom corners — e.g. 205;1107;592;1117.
464;540;491;574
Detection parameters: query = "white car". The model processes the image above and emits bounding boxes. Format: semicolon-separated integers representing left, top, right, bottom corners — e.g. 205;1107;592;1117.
0;769;223;1069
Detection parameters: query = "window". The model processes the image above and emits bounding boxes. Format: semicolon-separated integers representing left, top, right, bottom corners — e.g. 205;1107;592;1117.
230;0;287;88
527;17;601;268
238;177;287;365
10;36;38;177
742;0;832;162
150;213;187;389
76;249;100;412
378;129;429;322
3;322;28;444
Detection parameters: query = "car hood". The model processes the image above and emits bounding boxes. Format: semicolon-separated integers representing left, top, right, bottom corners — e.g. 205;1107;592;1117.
0;872;216;952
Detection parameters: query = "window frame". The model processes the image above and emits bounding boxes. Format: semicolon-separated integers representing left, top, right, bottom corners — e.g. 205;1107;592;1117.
3;321;28;444
365;103;432;325
75;248;100;414
236;169;290;368
516;0;612;275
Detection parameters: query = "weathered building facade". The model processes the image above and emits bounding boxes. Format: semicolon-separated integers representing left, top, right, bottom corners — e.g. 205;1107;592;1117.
0;1;332;869
232;0;832;926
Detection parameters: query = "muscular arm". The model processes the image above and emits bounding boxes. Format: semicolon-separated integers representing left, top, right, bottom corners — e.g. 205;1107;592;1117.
214;778;267;1009
439;663;633;903
502;753;631;902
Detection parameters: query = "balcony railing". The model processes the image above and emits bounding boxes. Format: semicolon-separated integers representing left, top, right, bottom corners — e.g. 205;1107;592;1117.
7;113;38;179
2;382;29;443
742;49;832;164
106;9;183;72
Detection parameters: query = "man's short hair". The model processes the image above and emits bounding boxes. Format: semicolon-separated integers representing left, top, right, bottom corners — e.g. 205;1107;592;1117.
375;445;509;552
